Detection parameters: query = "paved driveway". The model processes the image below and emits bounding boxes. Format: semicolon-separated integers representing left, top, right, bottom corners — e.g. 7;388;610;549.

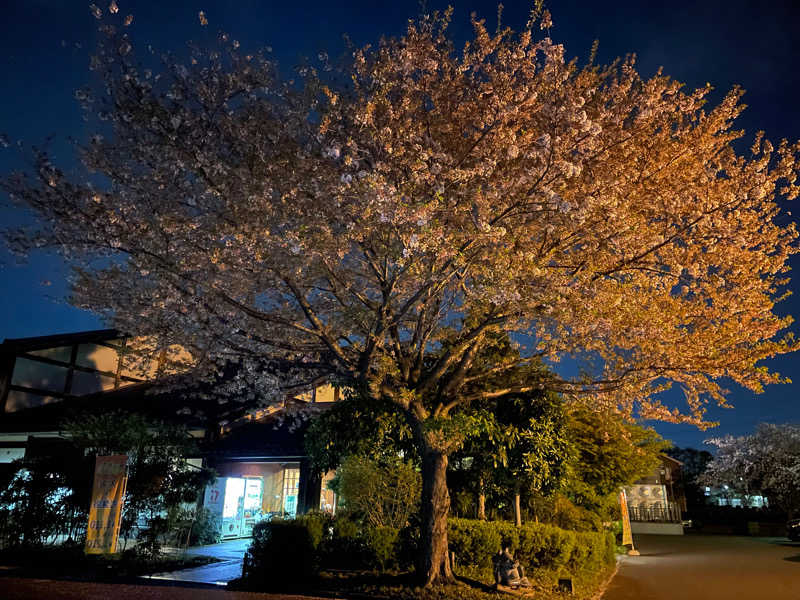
145;538;250;586
602;534;800;600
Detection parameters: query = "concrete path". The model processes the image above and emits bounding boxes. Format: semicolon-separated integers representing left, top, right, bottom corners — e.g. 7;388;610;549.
145;538;250;586
602;534;800;599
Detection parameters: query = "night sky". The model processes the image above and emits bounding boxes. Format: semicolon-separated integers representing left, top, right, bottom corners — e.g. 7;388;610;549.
2;0;800;449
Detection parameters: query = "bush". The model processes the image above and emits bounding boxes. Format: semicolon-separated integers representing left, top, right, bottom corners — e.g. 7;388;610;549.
296;511;330;549
245;518;319;588
0;453;92;549
246;511;414;583
319;512;366;569
551;495;603;532
189;508;221;546
320;512;408;571
447;518;615;585
364;525;401;571
331;456;421;529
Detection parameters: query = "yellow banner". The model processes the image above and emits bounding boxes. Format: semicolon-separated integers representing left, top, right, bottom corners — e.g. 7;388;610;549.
85;454;128;554
620;489;633;546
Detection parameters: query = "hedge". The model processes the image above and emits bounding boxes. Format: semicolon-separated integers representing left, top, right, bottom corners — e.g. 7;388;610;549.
244;514;614;590
244;512;415;588
447;518;615;584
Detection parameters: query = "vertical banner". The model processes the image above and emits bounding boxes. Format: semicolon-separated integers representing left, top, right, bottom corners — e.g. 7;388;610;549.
620;489;633;546
85;454;128;554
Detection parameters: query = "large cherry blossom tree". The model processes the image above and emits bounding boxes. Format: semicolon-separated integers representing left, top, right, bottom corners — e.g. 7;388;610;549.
3;8;800;584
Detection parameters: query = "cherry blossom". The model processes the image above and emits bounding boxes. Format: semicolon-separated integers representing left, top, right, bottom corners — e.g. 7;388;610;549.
2;8;799;585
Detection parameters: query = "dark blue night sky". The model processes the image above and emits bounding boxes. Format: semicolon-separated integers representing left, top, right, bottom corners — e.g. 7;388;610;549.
2;1;799;449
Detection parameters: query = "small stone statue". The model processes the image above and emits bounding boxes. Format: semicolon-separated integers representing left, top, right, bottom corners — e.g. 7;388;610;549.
493;546;531;589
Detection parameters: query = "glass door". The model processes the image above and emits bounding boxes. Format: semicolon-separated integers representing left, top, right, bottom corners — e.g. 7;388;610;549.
241;478;263;536
221;477;245;538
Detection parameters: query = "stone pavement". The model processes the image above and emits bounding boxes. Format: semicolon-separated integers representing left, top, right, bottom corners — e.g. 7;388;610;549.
145;538;250;586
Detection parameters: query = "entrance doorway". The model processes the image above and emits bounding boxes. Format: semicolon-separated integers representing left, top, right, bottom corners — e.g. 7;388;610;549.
220;476;264;539
203;464;304;539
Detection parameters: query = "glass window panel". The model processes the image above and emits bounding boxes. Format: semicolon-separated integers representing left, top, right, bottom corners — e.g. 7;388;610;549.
27;346;73;364
294;390;313;402
118;336;160;380
11;357;68;393
314;384;336;403
161;344;193;374
282;467;300;517
5;389;58;412
0;448;25;463
75;344;119;373
70;371;117;395
119;354;159;380
262;465;284;514
320;471;337;513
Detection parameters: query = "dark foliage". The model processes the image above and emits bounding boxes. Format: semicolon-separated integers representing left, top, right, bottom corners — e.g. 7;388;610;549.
665;446;713;508
66;411;214;555
0;446;93;548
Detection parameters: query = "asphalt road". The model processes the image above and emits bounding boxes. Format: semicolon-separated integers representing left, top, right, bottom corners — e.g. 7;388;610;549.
0;577;331;600
602;534;800;600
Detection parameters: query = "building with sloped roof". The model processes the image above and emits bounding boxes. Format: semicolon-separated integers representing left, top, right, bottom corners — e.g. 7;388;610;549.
0;329;338;540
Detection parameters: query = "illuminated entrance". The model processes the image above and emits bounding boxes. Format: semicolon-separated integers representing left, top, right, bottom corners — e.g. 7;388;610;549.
220;477;262;538
203;463;302;539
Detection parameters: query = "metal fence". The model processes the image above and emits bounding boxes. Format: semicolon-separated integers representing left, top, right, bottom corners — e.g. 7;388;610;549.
628;504;682;523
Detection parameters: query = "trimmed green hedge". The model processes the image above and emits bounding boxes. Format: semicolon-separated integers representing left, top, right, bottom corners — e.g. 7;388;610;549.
244;512;416;588
448;518;615;584
244;514;614;590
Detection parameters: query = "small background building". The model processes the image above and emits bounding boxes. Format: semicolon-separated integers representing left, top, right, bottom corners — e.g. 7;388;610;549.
625;454;685;535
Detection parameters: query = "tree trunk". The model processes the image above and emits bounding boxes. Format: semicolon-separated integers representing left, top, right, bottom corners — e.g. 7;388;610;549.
477;476;486;520
514;491;522;528
419;448;455;586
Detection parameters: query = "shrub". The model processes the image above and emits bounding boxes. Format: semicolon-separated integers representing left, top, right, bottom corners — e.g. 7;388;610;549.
188;508;221;546
295;511;330;549
320;512;367;569
396;521;420;567
552;495;603;532
319;512;408;571
364;525;401;571
447;518;615;584
246;511;414;580
0;453;91;549
245;518;318;588
448;518;502;574
331;456;420;529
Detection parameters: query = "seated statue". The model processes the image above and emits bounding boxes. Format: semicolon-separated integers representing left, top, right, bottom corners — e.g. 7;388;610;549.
493;546;531;589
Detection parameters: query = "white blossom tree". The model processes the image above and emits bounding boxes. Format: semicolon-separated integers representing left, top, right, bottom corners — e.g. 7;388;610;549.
3;8;800;583
702;424;800;515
